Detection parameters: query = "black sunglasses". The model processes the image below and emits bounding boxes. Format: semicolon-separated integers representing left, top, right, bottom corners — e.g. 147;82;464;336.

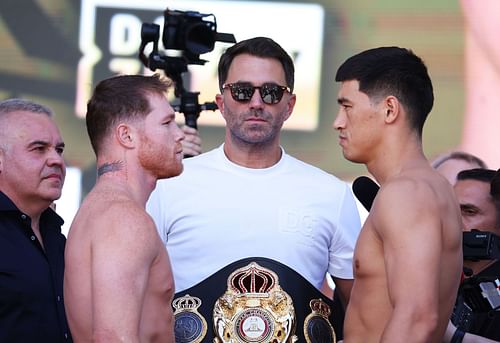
222;82;290;105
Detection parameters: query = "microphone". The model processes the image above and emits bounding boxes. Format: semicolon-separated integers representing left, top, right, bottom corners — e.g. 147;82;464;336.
352;176;379;212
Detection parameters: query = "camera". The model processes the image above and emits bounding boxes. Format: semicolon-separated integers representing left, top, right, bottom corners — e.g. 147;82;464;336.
161;9;235;64
452;230;500;332
138;8;235;130
463;230;500;261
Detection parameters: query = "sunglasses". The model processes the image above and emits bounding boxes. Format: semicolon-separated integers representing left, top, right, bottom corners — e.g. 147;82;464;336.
222;82;290;105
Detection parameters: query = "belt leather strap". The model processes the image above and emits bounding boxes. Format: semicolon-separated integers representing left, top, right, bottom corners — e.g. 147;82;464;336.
172;257;344;342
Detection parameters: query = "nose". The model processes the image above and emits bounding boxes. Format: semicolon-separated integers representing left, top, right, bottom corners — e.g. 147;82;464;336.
248;88;265;109
46;148;66;176
47;149;65;167
175;123;185;142
333;109;345;130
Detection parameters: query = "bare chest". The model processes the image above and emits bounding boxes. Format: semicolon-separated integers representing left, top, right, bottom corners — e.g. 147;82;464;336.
353;220;385;279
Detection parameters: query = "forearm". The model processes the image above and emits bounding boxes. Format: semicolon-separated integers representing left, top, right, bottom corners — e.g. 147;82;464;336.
380;311;437;343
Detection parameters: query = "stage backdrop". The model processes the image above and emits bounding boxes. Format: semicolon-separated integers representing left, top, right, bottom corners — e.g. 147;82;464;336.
3;0;496;227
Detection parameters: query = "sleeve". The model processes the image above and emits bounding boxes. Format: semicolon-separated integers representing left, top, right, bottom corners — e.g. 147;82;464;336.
146;180;168;244
328;182;362;279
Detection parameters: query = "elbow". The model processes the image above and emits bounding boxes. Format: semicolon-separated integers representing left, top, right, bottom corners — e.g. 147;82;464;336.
413;311;440;340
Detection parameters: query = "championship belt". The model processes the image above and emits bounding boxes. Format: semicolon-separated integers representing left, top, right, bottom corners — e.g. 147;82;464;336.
172;257;340;343
213;262;297;342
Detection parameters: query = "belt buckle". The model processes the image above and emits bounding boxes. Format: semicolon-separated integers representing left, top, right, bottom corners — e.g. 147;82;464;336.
213;261;298;342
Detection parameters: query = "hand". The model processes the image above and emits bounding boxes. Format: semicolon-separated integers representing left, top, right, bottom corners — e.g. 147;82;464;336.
181;125;202;157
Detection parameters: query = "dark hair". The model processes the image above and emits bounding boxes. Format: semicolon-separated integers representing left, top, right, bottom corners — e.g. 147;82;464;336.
457;168;500;226
431;151;487;169
491;169;500;202
217;36;294;92
335;46;434;136
457;168;496;184
86;74;171;154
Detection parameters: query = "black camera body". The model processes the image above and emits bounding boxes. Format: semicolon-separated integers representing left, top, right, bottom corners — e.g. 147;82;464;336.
162;9;234;64
463;230;500;261
452;230;500;337
138;8;235;131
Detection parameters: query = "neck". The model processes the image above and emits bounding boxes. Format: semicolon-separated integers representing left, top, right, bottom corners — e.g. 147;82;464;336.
97;160;125;177
366;134;426;184
223;140;282;169
96;159;155;207
1;189;48;223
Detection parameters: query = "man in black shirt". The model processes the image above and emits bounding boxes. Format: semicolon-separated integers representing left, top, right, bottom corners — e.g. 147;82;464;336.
0;98;71;342
445;168;500;342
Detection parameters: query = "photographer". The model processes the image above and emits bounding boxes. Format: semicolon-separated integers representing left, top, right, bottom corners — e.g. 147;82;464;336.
445;168;500;342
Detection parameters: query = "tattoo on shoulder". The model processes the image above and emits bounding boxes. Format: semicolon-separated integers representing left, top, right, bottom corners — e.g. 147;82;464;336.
97;161;124;176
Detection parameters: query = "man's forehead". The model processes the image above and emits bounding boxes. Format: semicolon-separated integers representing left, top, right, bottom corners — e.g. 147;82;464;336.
4;112;61;141
454;179;491;199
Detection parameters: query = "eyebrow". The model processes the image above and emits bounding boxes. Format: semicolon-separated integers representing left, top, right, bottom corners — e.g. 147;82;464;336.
28;140;65;149
460;203;480;212
164;112;176;120
337;97;351;105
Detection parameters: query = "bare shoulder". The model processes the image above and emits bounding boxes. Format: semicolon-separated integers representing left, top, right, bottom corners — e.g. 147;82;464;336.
74;186;159;249
372;168;456;236
376;169;451;213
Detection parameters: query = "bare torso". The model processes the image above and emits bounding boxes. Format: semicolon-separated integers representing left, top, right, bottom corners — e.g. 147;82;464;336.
64;183;175;342
344;167;462;343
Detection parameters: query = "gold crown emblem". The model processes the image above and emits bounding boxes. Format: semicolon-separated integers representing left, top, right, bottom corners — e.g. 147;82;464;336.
213;262;297;343
309;298;331;318
172;294;202;311
228;262;278;294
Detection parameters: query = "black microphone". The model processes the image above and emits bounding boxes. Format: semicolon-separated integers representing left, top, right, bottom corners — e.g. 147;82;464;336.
352;176;379;212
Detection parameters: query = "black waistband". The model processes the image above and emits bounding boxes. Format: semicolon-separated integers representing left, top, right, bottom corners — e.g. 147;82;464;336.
172;257;344;342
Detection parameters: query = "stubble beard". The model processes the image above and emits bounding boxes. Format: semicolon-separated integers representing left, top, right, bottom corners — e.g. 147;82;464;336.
229;110;281;146
138;135;182;180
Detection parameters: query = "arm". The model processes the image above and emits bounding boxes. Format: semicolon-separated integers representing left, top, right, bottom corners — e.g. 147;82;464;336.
376;180;444;343
460;0;500;70
181;125;202;157
331;277;353;309
91;205;158;342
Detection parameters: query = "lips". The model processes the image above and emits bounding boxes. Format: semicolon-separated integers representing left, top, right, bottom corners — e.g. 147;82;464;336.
338;134;348;147
43;170;64;183
245;117;266;122
46;173;62;180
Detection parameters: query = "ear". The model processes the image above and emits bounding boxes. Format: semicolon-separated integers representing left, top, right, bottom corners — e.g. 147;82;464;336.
383;95;400;124
116;123;135;149
215;94;226;118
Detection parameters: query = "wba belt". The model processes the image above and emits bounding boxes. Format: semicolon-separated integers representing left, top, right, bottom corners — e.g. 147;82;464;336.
172;257;343;343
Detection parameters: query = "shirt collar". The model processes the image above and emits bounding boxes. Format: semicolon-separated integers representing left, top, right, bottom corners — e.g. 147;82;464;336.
0;191;64;227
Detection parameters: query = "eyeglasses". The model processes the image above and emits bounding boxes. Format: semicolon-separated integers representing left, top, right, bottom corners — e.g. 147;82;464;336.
222;82;290;105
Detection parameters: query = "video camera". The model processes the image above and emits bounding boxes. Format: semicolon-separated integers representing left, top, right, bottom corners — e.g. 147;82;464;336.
463;230;500;261
452;230;500;331
138;8;235;129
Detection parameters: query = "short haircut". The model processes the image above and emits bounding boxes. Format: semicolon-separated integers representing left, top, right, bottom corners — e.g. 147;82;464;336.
457;168;496;184
457;168;500;226
217;36;294;92
0;99;54;150
0;98;53;117
85;74;172;155
335;46;434;137
491;169;500;203
431;151;487;169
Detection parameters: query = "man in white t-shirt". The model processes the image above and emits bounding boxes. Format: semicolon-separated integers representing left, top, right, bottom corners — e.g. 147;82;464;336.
147;36;361;341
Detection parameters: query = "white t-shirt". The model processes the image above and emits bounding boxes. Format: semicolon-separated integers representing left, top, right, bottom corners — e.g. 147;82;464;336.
147;145;361;292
